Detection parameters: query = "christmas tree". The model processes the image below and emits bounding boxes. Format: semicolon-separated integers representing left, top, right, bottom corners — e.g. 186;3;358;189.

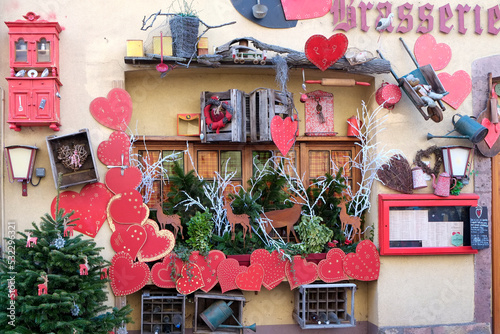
0;209;132;334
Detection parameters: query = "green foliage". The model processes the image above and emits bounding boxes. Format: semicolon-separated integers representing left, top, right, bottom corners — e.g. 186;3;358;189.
212;231;265;255
168;0;198;17
249;160;291;211
294;216;334;254
229;189;263;221
450;179;464;196
186;210;214;255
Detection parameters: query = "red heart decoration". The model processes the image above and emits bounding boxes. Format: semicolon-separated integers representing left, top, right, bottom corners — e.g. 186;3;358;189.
305;34;348;71
151;253;184;288
438;71;472;110
281;0;330;20
109;252;149;296
105;166;142;195
176;263;205;295
51;182;113;238
217;258;248;293
236;263;264;291
137;220;175;262
343;240;380;281
270;116;298;156
481;118;500;148
318;248;349;283
90;88;133;131
110;224;146;261
285;256;318;290
414;34;452;71
189;250;226;293
107;191;149;226
250;249;286;290
97;131;131;166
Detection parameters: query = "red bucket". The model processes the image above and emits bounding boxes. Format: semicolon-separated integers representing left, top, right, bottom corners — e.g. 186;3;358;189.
376;82;402;110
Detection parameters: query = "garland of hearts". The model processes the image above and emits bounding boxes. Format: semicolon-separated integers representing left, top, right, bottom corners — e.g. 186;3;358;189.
203;96;233;134
414;145;443;177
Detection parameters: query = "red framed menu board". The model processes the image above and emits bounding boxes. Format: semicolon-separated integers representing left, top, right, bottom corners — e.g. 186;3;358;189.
378;194;480;255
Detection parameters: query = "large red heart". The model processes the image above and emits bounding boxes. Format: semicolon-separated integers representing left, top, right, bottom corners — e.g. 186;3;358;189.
250;249;286;290
107;191;149;226
236;263;264;291
109;252;149;296
482;118;500;148
51;182;113;238
305;34;348;71
105;166;142;195
281;0;330;20
189;250;226;293
110;224;146;261
217;258;248;293
270;116;298;156
151;253;184;288
414;34;452;71
438;71;472;110
343;240;380;281
97;131;131;166
285;256;318;290
176;263;205;295
137;220;175;262
90;88;132;131
318;248;349;283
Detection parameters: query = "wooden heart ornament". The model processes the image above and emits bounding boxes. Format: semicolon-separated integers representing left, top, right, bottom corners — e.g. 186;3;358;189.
285;256;318;290
414;34;452;71
270;116;298;156
90;88;133;131
189;250;226;293
97;131;131;166
176;263;205;295
438;71;472;110
281;0;331;20
109;252;150;296
236;263;264;291
318;248;349;283
107;190;149;227
250;249;287;290
305;34;348;71
151;253;184;288
105;166;142;194
137;220;175;262
217;258;248;293
481;118;500;148
110;224;147;260
51;182;113;238
343;240;380;281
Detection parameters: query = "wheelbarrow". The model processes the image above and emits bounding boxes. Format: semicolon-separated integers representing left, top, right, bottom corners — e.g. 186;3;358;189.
377;38;449;123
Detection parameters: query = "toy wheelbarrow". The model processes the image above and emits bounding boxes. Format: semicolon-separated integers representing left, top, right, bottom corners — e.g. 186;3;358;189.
378;38;449;123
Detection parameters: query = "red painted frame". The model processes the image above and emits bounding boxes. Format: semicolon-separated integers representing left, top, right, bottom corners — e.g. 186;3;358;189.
378;193;479;255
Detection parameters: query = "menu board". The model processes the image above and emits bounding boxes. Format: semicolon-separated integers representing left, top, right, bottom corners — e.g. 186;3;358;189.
469;206;489;250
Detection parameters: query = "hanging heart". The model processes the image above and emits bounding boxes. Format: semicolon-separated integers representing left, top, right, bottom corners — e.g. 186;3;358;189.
151;253;184;289
305;34;348;71
107;190;149;227
189;250;226;293
217;258;248;293
438;70;472;110
110;224;147;261
97;131;131;167
109;252;150;296
414;34;452;71
105;166;142;195
250;249;287;290
270;116;298;156
176;263;205;295
343;240;380;281
89;88;133;131
280;0;331;20
137;220;175;262
235;263;264;291
285;256;318;290
318;248;349;283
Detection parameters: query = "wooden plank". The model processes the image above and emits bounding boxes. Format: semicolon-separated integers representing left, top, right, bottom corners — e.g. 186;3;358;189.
493;153;500;334
250;91;257;142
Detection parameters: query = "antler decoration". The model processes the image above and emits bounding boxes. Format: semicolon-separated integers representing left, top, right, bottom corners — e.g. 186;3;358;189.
57;144;89;171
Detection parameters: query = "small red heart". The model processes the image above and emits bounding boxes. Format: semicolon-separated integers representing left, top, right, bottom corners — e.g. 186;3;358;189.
281;0;331;20
176;263;205;295
189;250;226;293
343;240;380;281
481;118;500;148
151;253;184;289
110;224;146;261
236;263;264;291
51;182;113;238
305;34;348;71
109;252;150;296
285;256;318;290
217;258;248;293
318;248;349;283
105;166;142;194
438;71;472;110
414;34;452;71
90;88;132;131
137;220;175;262
108;191;149;226
250;249;286;290
97;131;131;166
270;116;298;156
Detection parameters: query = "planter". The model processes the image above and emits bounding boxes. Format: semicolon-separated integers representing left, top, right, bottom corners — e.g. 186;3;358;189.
169;15;199;58
227;253;327;266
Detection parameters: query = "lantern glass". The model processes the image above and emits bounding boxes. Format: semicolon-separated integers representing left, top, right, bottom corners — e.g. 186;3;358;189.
5;145;38;181
442;146;472;179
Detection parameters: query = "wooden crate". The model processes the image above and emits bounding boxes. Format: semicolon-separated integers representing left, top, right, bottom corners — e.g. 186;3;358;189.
142;290;186;334
293;283;356;329
248;88;293;142
46;128;99;189
200;89;246;143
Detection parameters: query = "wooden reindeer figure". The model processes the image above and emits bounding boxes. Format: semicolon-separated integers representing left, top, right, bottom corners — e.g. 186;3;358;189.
261;194;302;243
79;256;89;275
224;198;251;241
337;200;362;241
152;202;184;239
63;217;75;237
26;231;38;247
38;274;48;296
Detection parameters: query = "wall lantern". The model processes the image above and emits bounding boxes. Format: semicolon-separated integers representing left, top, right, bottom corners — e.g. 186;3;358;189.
441;146;473;182
4;145;41;196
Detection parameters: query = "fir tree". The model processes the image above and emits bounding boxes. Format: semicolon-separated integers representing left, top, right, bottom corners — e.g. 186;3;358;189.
0;210;132;334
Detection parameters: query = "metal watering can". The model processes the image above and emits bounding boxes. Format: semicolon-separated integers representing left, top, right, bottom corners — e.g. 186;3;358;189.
200;300;257;332
427;114;488;144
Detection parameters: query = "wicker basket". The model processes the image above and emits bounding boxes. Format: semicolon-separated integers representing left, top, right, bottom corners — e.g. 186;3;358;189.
169;15;199;58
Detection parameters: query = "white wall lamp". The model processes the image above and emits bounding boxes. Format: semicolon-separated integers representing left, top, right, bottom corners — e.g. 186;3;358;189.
4;145;44;196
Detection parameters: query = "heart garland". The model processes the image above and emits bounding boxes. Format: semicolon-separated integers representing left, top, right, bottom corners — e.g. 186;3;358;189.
235;263;264;291
343;240;380;281
109;252;150;296
250;249;287;290
105;166;142;195
137;220;175;262
189;250;226;293
97;131;131;167
107;191;149;228
305;34;348;71
151;253;184;289
176;263;205;295
318;248;349;283
89;88;133;131
110;224;147;260
285;256;318;290
217;258;248;293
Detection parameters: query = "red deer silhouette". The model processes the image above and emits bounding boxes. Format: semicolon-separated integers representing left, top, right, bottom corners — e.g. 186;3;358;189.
224;198;251;241
152;202;184;239
261;194;303;243
337;200;361;241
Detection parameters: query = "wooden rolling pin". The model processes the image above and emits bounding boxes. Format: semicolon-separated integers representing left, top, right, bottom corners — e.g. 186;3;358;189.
305;78;371;86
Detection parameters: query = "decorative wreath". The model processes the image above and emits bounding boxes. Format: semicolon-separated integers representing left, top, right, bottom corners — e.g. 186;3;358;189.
414;145;443;177
203;96;233;134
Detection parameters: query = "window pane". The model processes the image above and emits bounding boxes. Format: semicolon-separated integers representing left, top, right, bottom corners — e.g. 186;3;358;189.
198;151;218;179
15;39;27;62
162;150;184;177
37;38;51;63
252;150;272;176
222;181;242;198
331;150;352;178
309;150;330;178
275;149;297;175
220;151;241;179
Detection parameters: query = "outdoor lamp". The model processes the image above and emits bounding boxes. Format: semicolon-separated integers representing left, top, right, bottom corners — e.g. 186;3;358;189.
4;145;39;196
441;145;473;181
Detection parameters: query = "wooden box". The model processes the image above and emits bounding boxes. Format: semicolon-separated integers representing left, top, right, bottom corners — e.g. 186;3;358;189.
200;89;246;143
197;37;209;55
153;36;173;56
127;40;144;57
142;290;186;334
46;128;99;189
248;88;293;142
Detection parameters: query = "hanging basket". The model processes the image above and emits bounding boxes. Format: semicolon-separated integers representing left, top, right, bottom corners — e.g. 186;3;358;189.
169;15;200;58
